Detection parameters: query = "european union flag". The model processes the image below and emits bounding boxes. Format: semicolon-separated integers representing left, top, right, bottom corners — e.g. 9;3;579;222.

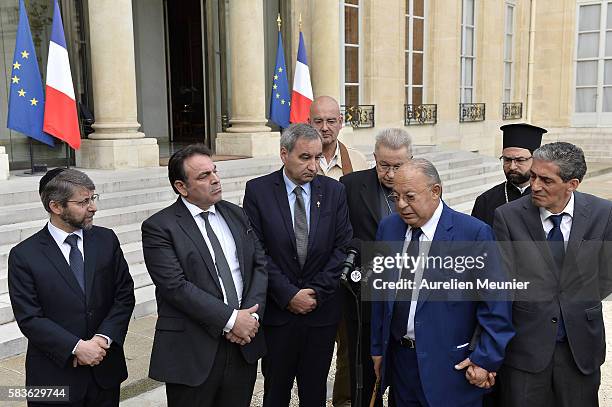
269;31;290;129
7;0;54;146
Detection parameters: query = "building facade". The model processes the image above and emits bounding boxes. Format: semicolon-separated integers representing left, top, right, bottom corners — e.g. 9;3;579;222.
0;0;608;174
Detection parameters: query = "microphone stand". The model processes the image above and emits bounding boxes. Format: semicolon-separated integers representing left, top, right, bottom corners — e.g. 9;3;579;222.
341;271;363;407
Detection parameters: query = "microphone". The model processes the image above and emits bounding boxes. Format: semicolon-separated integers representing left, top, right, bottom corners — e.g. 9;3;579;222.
340;238;362;280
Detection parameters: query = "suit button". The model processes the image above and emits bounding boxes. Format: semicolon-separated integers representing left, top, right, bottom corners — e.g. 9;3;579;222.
88;311;93;319
293;256;297;261
551;317;558;323
298;279;303;285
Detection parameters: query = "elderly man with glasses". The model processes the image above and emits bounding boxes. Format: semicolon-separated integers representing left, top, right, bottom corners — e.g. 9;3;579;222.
472;123;546;227
339;128;413;406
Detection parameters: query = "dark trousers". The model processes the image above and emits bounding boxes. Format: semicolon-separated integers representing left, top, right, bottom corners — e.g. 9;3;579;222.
389;342;430;407
29;372;119;407
346;318;382;407
165;339;257;407
499;341;600;407
263;320;338;407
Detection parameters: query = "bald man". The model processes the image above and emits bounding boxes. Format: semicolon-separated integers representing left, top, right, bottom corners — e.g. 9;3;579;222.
308;96;367;406
309;96;368;182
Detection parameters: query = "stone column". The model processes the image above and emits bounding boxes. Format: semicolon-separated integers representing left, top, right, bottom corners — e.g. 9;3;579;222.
216;0;279;157
310;0;341;100
76;0;158;169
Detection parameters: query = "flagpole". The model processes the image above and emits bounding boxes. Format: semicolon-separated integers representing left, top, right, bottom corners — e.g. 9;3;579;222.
28;138;34;173
277;13;281;31
64;142;70;168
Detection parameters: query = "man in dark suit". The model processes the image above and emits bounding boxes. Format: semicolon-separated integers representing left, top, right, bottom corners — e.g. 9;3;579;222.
472;123;546;227
142;144;267;407
243;123;352;406
494;142;612;406
370;159;514;407
9;168;135;406
339;127;413;406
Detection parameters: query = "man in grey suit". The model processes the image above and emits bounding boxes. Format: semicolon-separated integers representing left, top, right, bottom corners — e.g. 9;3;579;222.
494;142;612;406
142;144;267;407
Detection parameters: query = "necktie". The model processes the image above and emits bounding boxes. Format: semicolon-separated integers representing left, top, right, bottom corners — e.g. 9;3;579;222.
547;214;565;271
546;213;566;341
65;234;85;292
391;227;423;340
293;186;309;268
201;212;239;309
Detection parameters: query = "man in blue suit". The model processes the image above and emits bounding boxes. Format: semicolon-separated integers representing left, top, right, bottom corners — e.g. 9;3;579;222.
243;123;352;406
370;159;514;407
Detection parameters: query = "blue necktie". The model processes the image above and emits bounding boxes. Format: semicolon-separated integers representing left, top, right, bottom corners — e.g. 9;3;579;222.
547;214;566;341
65;234;85;292
391;228;423;341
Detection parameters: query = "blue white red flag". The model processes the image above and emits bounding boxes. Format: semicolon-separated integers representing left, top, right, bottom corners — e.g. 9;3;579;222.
43;0;81;150
289;31;313;123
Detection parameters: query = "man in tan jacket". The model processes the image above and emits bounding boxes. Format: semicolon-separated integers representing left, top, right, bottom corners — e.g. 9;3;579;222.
309;95;368;406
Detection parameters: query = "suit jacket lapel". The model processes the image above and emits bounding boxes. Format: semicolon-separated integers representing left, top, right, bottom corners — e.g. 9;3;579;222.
83;228;98;303
174;199;223;294
362;168;382;223
273;169;297;253
39;227;85;301
522;199;559;280
417;203;452;311
308;176;323;254
216;202;247;287
565;192;590;272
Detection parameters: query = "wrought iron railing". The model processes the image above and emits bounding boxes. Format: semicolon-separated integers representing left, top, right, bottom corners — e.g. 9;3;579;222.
459;103;486;122
502;102;523;120
341;105;375;128
404;104;437;125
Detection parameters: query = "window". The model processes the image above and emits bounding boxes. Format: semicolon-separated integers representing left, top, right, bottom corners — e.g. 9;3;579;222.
342;0;360;106
574;1;612;124
460;0;475;103
503;3;515;102
405;0;425;105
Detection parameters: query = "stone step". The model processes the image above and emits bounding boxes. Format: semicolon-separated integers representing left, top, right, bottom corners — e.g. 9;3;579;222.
0;283;158;360
443;181;503;207
442;172;505;194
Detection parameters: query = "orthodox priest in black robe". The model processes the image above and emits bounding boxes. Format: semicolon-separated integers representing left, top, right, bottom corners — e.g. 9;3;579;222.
471;123;546;226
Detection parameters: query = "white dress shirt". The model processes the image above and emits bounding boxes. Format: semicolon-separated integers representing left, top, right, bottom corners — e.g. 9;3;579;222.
283;169;312;228
181;197;244;332
47;222;112;353
319;141;340;174
402;200;443;340
539;192;574;248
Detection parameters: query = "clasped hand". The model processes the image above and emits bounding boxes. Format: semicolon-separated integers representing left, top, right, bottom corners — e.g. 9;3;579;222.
225;304;260;346
455;358;496;389
72;336;109;367
287;289;317;314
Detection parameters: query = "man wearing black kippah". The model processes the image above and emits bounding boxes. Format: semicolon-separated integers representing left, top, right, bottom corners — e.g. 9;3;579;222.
471;123;546;227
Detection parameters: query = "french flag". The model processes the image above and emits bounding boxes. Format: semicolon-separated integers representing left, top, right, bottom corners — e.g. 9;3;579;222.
43;0;80;150
289;32;313;123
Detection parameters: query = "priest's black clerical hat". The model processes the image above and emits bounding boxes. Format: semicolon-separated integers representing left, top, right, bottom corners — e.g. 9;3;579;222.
39;168;66;195
500;123;546;152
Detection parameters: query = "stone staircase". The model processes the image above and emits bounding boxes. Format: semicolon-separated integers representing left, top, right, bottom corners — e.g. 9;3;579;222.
0;145;507;360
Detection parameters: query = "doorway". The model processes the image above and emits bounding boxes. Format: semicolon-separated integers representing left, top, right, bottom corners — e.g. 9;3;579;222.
165;0;208;144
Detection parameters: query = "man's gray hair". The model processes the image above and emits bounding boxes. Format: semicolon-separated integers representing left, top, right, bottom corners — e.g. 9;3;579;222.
375;128;413;156
403;158;442;186
40;169;95;213
280;123;322;152
533;142;587;182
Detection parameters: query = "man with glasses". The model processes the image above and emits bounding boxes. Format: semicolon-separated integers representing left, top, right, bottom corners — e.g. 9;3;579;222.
309;95;367;407
472;123;546;227
8;168;135;406
309;95;368;181
339;128;413;406
371;159;514;407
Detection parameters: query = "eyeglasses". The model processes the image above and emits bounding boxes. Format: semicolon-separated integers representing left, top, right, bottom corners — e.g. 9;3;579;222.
388;186;432;204
499;156;532;165
66;194;99;207
311;118;340;127
377;163;404;173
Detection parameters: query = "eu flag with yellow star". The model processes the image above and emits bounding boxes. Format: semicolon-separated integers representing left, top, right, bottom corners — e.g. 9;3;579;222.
7;0;54;146
269;31;290;129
